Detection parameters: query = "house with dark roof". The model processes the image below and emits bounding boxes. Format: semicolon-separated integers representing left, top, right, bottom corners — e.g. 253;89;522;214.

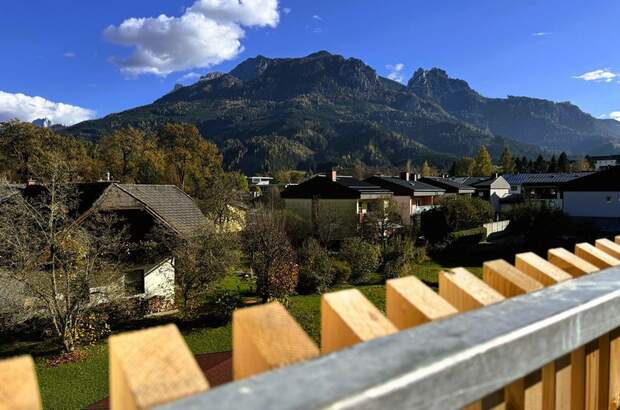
281;171;392;239
364;173;445;224
19;182;206;306
503;173;594;210
468;176;510;212
590;155;620;171
419;177;476;196
561;167;620;230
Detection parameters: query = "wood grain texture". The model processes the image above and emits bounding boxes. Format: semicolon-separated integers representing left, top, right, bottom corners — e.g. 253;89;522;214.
609;328;620;410
0;355;41;410
575;242;620;269
483;259;543;298
514;252;572;286
386;276;457;330
548;248;598;277
109;324;208;410
321;289;397;354
233;302;319;380
594;238;620;260
438;268;504;312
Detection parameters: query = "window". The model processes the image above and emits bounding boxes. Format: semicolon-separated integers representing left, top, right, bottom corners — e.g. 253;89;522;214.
125;269;145;295
606;196;612;204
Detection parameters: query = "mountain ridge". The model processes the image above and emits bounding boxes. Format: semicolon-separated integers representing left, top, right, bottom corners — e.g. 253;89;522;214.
64;51;617;174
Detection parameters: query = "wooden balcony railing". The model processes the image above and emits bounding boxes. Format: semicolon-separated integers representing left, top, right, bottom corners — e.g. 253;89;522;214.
4;237;620;409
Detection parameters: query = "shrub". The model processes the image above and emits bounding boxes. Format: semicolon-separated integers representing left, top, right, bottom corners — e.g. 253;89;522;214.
451;226;487;244
331;259;352;284
340;237;380;283
381;239;428;280
438;196;494;231
204;289;245;324
297;238;334;294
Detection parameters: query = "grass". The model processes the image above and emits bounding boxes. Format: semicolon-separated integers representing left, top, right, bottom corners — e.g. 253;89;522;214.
2;255;484;409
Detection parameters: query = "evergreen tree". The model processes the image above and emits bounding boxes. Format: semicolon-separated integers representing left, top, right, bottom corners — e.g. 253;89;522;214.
548;155;558;173
474;145;494;176
558;152;569;172
534;155;547;173
499;147;515;174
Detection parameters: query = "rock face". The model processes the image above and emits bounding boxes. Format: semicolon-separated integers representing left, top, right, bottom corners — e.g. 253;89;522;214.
32;118;53;128
64;51;620;173
408;68;620;153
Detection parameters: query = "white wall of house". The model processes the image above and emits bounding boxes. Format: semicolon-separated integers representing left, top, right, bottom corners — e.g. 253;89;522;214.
595;160;618;170
144;258;175;299
563;191;620;218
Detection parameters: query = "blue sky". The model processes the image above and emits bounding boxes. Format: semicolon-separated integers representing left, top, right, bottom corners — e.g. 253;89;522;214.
1;0;619;125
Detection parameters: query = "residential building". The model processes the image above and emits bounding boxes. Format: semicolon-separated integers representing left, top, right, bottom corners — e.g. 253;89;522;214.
469;176;510;212
364;173;445;224
503;173;594;209
23;182;206;306
561;167;620;230
419;177;475;196
590;155;620;171
280;171;392;238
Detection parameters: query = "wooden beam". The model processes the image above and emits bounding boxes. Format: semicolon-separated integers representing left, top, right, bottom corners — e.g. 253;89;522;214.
609;328;620;410
0;355;41;410
109;324;208;410
595;238;620;260
515;252;572;286
615;235;620;245
548;248;598;277
575;242;620;269
321;289;397;354
386;276;457;330
438;267;504;312
233;302;319;380
482;260;545;410
483;259;543;297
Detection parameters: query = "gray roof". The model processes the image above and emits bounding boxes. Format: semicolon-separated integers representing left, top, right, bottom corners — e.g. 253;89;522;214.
114;184;205;235
420;177;476;193
502;173;594;186
365;176;445;194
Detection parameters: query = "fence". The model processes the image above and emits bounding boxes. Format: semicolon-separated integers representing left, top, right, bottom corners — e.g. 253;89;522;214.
483;219;511;238
4;237;620;409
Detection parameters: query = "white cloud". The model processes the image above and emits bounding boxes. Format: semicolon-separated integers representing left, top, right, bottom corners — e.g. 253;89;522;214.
282;7;291;14
386;63;405;83
531;32;551;37
0;91;95;126
312;14;322;20
574;69;617;82
63;52;77;58
610;112;620;121
178;72;202;84
104;0;280;77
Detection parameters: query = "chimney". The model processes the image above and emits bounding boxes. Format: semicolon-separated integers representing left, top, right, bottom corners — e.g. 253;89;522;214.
106;171;111;182
27;178;37;186
399;171;410;181
413;174;418;182
330;170;337;182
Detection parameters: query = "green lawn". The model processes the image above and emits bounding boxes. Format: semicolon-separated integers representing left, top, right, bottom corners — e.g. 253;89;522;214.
4;258;483;409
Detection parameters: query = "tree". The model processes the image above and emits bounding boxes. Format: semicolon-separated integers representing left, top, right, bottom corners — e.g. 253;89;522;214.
157;123;223;197
451;157;476;176
572;158;591;172
548;155;558;173
500;148;515;174
0;159;128;352
420;161;432;177
200;172;248;231
534;155;547;173
242;210;298;302
558;152;570;173
474;145;494;176
437;195;494;231
297;238;334;294
340;237;380;283
153;224;238;317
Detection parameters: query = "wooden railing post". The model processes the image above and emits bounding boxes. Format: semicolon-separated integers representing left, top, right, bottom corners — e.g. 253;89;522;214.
233;302;319;380
109;324;208;410
321;289;397;354
0;355;41;410
386;276;457;330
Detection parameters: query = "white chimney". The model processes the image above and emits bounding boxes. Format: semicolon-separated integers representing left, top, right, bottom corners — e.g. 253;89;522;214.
400;172;410;181
330;170;337;182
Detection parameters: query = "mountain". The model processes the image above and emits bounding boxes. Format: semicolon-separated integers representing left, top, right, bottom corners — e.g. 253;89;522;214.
65;52;546;174
408;68;620;154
